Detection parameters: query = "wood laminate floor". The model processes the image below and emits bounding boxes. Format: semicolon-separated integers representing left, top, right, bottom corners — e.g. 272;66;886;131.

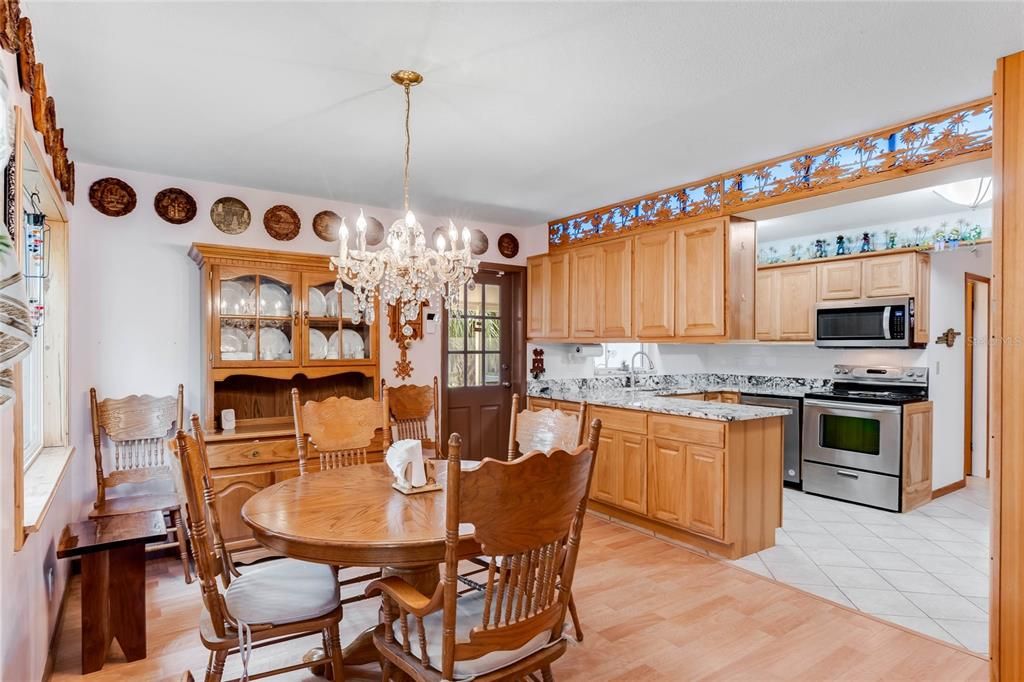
50;518;988;681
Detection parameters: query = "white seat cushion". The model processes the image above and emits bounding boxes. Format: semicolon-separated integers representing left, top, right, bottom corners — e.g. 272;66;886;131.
225;559;339;626
395;590;558;680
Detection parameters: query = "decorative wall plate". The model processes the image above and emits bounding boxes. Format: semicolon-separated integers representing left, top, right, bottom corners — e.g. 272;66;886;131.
0;0;21;53
210;197;250;235
15;17;32;90
154;187;197;224
364;216;385;246
313;210;342;242
497;232;519;258
470;228;488;256
264;204;300;241
88;177;137;217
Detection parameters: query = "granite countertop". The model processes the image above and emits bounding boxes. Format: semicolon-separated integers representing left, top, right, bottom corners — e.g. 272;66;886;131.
698;384;810;399
527;386;792;422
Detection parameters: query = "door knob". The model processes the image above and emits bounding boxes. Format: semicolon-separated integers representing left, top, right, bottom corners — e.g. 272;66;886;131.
502;381;512;388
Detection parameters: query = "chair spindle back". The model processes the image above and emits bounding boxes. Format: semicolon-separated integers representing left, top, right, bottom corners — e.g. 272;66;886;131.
383;377;441;456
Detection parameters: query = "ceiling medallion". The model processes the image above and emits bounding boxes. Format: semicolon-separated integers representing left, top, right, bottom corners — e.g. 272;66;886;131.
330;70;478;331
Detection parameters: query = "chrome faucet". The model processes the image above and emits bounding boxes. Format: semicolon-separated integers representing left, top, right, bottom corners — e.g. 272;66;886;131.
630;350;655;389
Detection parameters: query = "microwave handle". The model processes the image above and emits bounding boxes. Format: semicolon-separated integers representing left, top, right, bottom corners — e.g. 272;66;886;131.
882;306;892;340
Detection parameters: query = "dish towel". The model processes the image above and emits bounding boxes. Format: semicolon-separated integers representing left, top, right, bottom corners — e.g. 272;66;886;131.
386;439;426;488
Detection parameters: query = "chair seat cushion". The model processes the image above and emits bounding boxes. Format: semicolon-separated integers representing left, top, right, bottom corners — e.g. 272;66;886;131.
396;589;557;680
225;559;340;626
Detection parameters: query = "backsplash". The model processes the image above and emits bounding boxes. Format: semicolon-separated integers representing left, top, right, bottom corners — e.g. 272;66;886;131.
527;372;832;398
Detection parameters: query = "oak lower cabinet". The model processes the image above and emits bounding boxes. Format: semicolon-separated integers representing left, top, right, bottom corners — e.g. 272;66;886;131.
588;407;784;559
526;397;581;415
902;401;934;512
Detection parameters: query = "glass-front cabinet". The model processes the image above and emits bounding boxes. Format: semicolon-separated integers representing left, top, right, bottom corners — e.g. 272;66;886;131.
300;272;376;366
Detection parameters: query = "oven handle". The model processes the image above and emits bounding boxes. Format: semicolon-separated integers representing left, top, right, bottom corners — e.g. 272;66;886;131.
803;399;903;414
836;470;860;479
882;306;892;340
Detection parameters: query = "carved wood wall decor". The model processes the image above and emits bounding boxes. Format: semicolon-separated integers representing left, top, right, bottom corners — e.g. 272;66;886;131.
548;98;994;249
387;301;424;380
15;16;31;89
469;228;488;255
210;196;250;235
154;187;197;225
29;62;44;130
263;204;301;241
497;232;519;258
88;177;137;217
0;0;20;52
312;209;341;242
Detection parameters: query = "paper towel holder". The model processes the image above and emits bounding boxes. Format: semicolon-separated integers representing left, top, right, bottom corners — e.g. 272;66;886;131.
391;459;442;495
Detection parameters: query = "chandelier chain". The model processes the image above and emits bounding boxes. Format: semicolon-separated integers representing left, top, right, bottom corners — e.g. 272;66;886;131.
403;84;411;213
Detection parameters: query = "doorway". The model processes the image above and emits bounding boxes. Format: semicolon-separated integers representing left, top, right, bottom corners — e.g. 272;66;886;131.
964;273;991;479
441;263;526;460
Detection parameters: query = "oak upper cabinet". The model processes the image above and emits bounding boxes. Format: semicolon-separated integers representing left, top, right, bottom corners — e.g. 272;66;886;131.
634;231;675;338
914;255;930;344
863;253;916;298
570;246;600;338
676;219;727;338
756;264;817;341
526;253;570;340
818;261;862;300
598;239;632;338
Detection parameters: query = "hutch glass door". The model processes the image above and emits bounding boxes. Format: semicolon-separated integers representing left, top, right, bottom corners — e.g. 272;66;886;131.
215;266;298;367
301;272;375;365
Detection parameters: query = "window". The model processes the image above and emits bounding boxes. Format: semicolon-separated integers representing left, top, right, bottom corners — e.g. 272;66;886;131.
21;330;43;466
447;282;503;388
594;343;645;374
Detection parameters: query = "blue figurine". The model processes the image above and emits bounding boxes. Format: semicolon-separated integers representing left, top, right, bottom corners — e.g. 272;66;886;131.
835;235;847;256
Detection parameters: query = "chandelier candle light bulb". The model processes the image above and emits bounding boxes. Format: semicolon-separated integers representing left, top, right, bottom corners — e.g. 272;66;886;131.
329;70;479;330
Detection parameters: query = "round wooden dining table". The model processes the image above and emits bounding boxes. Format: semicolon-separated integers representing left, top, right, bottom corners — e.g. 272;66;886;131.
240;461;481;668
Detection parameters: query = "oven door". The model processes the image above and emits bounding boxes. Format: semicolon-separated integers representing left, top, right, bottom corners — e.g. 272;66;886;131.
801;399;902;476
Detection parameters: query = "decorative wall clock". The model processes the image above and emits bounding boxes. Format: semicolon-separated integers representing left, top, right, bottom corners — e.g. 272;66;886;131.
263;204;300;241
313;210;341;241
388;300;424;380
470;228;488;255
88;177;136;217
497;232;519;258
0;1;20;53
210;197;250;235
154;187;197;224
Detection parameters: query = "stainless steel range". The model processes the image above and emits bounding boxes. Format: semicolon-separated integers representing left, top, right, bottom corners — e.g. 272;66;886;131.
801;364;929;511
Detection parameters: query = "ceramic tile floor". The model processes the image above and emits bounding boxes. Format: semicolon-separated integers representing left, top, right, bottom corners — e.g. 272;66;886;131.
731;476;991;654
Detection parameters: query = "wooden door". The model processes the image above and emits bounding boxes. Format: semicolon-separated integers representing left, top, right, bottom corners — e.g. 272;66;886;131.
591;429;619;504
755;270;777;340
913;254;931;344
863;253;915;297
777;265;817;341
634;231;675;338
547;254;571;338
647;437;685;526
526;257;546;339
618;432;648;513
210;470;273;550
818;261;862;300
570;247;600;338
444;271;516;460
599;239;633;338
684;445;725;539
677;219;726;337
901;401;933;512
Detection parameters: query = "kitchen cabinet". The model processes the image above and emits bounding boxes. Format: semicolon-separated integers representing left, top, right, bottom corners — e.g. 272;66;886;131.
526;397;581;415
676;219;727;337
569;247;600;338
913;255;931;345
599;239;633;338
863;253;917;298
526;252;570;340
634;231;675;338
588;406;648;514
684;445;725;539
902;401;934;512
818;261;863;300
647;438;687;525
756;264;817;341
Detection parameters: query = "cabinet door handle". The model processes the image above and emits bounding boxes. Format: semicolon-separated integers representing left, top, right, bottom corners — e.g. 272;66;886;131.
303;310;310;326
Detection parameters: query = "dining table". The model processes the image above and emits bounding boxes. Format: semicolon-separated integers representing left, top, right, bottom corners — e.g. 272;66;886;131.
240;458;481;671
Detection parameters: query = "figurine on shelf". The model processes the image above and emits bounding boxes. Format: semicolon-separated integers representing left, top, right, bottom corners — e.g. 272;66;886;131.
789;244;802;261
885;230;898;250
948;226;961;250
859;232;873;253
767;246;780;264
835;234;847;256
933;229;946;251
913;226;927;247
814;239;828;259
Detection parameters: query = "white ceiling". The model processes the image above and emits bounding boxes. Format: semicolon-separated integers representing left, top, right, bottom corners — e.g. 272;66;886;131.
26;1;1024;227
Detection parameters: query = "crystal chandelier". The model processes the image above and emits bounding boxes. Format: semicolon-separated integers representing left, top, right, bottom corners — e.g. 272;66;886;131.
330;70;478;333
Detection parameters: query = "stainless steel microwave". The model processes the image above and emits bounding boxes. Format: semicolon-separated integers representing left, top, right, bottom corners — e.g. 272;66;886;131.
815;297;919;348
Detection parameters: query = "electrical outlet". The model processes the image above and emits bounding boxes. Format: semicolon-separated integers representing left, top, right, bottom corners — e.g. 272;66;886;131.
934;360;941;376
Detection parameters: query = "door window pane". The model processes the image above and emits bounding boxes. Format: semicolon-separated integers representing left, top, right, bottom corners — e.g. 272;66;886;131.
448;317;465;351
466;319;484;351
447;354;465;388
484;353;500;385
466;354;482;387
484;284;500;317
485;318;501;351
466;283;483;317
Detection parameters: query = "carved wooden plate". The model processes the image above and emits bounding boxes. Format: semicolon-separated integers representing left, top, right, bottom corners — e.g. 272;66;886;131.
88;177;137;217
497;232;519;258
264;204;300;241
470;228;488;255
154;187;197;225
313;210;342;242
210;197;250;235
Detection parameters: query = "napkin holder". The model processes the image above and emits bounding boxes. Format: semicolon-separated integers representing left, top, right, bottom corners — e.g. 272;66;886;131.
392;458;441;495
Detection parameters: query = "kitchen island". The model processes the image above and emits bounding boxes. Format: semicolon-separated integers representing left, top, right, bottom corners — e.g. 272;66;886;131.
529;388;790;559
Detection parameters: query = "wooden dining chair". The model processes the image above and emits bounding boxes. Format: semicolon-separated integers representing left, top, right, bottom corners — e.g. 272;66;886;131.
366;421;601;681
382;377;442;457
90;385;192;583
507;393;588;461
172;417;346;682
291;389;390;474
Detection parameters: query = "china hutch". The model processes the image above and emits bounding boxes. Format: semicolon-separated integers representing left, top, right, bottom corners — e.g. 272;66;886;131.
189;243;381;558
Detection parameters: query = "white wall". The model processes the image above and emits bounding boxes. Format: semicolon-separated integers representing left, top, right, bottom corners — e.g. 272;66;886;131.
534;243;993;492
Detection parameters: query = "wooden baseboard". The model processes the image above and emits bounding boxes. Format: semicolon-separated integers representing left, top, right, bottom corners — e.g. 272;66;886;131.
932;479;967;500
42;574;73;682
